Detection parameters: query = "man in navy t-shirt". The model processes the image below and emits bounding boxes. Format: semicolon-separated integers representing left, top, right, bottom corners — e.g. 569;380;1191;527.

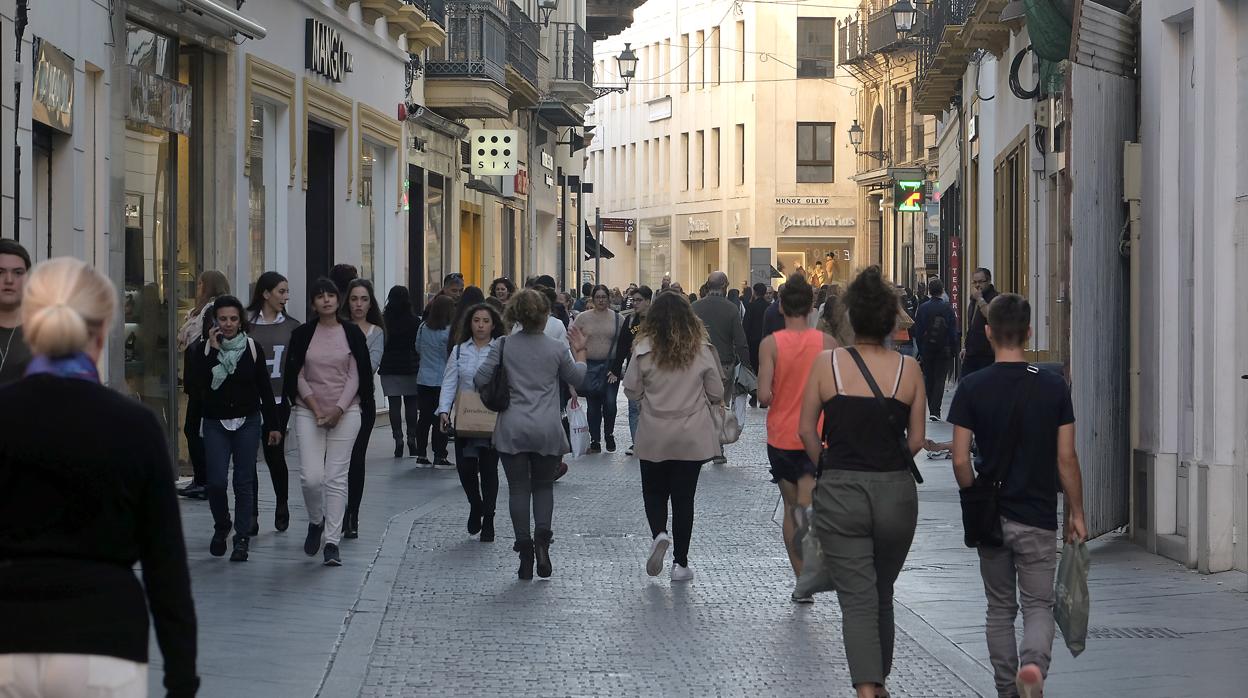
947;293;1086;698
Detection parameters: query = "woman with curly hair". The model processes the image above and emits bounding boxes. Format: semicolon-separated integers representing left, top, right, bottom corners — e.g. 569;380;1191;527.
798;266;926;698
622;292;724;583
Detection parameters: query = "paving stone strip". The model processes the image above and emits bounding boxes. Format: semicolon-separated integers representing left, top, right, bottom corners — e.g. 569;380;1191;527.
344;432;981;698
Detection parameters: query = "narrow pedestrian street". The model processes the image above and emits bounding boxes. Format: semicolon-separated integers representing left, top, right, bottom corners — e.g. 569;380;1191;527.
155;397;1248;697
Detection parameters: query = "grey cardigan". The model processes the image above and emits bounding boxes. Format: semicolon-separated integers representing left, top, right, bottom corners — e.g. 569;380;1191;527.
474;330;586;456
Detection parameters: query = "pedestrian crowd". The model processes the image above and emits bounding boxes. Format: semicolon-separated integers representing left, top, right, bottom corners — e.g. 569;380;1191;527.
0;235;1086;698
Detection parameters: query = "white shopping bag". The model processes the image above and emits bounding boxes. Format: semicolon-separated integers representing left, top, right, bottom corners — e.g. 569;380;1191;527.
732;393;748;428
567;398;591;458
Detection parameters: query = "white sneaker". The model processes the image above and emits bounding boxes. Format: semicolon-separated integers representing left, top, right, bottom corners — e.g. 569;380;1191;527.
625;445;635;456
646;532;671;576
670;562;694;582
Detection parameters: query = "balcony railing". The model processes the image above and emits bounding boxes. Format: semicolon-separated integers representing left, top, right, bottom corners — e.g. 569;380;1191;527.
916;0;972;83
550;21;593;86
414;0;447;29
865;7;928;54
426;0;508;85
507;2;540;88
838;19;864;65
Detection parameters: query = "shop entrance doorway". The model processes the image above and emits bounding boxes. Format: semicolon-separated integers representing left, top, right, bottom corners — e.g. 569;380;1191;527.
459;204;483;287
306;123;335;291
687;239;720;288
407;165;425;294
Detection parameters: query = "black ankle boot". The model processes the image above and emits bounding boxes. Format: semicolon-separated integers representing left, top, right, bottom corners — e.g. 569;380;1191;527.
274;503;290;532
394;438;404;458
514;540;535;580
467;503;483;535
534;529;553;578
343;511;359;539
479;515;495;542
407;437;418;457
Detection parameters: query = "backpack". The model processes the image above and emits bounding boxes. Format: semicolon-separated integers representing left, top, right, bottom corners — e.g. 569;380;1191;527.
924;309;949;356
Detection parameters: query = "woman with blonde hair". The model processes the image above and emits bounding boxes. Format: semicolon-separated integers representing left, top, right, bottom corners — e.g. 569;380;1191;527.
623;292;724;582
476;288;587;579
0;258;198;696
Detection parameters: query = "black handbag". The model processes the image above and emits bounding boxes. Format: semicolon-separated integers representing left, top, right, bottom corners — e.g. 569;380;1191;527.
844;347;923;484
958;365;1039;548
479;338;511;412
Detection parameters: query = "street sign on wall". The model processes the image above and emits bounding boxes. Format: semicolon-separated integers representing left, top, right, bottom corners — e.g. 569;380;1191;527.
949;236;961;324
469;129;518;175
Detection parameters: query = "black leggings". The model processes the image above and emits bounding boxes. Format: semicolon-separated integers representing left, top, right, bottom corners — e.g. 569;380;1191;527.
183;398;206;486
253;401;291;519
640;460;704;566
455;439;499;516
387;395;419;441
346;406;376;520
415;385;448;459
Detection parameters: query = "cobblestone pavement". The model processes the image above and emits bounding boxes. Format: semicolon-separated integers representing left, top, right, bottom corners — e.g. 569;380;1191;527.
159;392;1248;697
344;415;980;698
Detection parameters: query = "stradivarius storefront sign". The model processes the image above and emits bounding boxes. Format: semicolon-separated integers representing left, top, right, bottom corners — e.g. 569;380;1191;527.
305;18;354;82
778;214;856;232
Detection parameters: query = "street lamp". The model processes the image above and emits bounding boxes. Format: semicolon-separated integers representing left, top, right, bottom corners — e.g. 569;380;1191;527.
537;0;557;27
892;0;919;35
616;43;639;86
848;120;864;149
594;44;640;98
847;119;891;163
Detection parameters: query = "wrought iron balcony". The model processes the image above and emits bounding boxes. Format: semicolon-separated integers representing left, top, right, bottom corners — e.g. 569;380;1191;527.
416;0;447;28
839;18;864;65
550;22;593;87
507;2;540;89
916;0;972;84
865;7;928;54
426;0;508;86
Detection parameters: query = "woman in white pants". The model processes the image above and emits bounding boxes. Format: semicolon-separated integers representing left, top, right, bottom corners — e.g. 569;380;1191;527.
281;277;375;566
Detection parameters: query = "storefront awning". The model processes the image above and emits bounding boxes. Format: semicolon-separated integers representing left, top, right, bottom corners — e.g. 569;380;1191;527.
584;225;615;260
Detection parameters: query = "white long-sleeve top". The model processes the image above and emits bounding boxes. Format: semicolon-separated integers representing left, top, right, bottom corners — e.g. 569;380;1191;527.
438;338;499;415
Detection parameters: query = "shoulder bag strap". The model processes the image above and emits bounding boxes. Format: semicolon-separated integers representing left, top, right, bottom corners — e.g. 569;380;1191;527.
845;347;923;484
982;365;1040;486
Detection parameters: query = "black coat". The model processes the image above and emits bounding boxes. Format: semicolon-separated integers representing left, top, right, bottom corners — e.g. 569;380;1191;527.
281;321;376;430
194;337;279;434
378;314;420;376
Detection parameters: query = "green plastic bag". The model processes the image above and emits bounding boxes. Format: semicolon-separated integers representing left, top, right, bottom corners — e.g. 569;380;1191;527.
794;526;837;598
1054;540;1090;657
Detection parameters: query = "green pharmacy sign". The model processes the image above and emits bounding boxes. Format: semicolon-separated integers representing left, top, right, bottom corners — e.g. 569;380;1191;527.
895;180;925;213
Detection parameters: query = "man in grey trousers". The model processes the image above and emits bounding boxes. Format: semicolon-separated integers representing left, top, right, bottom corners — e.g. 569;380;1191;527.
947;293;1087;698
691;271;748;464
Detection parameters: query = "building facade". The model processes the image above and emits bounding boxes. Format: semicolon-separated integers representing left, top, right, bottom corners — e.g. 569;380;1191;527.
908;0;1137;546
0;0;645;469
1135;0;1248;574
839;0;939;292
588;0;862;292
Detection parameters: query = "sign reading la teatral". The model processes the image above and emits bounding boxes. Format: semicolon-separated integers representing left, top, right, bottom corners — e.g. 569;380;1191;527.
305;18;354;82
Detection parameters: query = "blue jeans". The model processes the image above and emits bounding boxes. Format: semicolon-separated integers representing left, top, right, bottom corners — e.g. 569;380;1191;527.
628;399;640;442
203;413;261;538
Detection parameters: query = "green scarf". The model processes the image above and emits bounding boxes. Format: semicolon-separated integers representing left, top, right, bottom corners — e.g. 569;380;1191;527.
211;332;249;391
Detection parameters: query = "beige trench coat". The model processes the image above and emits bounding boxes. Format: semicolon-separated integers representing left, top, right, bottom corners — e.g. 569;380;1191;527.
623;339;725;463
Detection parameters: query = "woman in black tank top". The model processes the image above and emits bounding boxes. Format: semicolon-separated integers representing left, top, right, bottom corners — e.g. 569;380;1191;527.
797;267;928;698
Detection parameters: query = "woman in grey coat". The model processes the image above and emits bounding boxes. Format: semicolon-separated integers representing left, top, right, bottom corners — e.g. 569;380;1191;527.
475;288;587;580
